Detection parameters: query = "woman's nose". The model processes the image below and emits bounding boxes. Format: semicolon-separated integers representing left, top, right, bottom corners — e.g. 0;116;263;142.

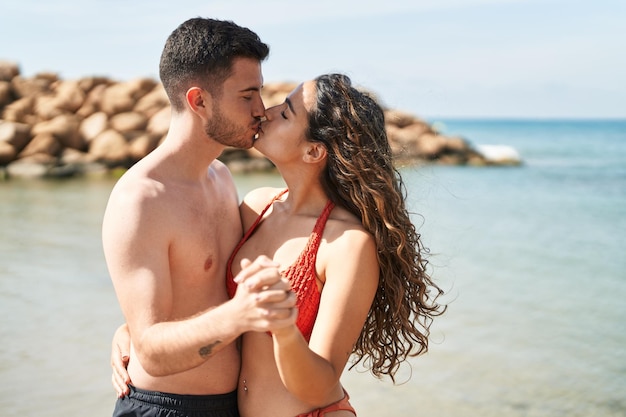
263;105;280;121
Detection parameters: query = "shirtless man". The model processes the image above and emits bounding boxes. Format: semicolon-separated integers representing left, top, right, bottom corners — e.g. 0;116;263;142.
102;18;296;417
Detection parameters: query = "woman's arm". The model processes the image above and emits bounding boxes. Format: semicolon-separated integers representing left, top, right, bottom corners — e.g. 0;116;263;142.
271;228;379;406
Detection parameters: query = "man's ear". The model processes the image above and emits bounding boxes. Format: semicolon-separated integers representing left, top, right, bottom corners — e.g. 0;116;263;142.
303;142;327;164
186;87;210;115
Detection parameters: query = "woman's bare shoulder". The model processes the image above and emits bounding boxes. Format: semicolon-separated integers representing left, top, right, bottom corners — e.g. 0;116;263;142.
323;206;376;264
239;187;285;228
242;187;285;211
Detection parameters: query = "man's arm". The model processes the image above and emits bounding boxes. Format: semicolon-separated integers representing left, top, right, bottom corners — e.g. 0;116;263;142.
110;257;298;393
127;256;295;377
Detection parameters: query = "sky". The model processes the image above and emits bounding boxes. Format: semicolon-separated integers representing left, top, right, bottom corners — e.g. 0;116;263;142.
1;0;625;119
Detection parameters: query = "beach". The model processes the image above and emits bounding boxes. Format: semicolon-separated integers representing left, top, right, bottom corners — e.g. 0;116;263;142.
1;119;624;416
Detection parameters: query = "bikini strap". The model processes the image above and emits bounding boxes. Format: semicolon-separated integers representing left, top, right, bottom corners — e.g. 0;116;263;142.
241;188;288;241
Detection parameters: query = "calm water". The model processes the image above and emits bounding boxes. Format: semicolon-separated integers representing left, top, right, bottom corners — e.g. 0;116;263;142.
1;120;624;416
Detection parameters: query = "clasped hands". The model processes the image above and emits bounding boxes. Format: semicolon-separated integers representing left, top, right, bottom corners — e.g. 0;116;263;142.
232;255;298;334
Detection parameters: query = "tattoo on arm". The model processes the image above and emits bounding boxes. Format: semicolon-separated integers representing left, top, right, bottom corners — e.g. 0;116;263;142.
198;340;222;358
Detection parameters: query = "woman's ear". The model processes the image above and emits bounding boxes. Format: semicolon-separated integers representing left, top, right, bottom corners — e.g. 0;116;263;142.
303;142;327;164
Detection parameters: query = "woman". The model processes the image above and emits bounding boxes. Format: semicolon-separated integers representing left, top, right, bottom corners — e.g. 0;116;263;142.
113;74;446;416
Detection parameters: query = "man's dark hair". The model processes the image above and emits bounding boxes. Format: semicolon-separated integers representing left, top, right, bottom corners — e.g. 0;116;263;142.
159;17;269;111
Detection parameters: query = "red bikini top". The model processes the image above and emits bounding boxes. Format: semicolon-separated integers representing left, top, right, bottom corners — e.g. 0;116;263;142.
226;190;335;342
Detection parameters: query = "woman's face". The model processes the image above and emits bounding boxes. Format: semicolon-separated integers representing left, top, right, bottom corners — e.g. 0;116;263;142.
253;80;316;164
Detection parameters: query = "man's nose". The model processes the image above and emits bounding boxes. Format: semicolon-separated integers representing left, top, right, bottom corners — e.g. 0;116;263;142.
253;96;266;118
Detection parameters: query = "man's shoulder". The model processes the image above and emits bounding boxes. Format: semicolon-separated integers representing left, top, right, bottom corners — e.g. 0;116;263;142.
112;167;165;197
208;159;235;180
105;168;170;223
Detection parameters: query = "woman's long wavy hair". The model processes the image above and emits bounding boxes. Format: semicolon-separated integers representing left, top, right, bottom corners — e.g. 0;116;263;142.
306;74;446;382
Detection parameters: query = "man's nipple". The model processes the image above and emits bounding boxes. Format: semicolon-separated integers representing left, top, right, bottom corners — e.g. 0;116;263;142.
204;256;213;271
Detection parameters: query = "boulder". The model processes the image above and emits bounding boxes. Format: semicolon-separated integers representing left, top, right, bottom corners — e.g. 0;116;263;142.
79;112;109;143
135;84;169;118
32;114;85;150
18;132;63;158
0;81;13;107
128;133;161;161
0;121;32;152
6;158;50;178
0;141;17;165
11;74;56;99
147;106;170;136
385;109;424;129
2;96;35;123
110;111;148;133
0;60;20;82
89;129;130;166
77;83;108;117
100;83;136;115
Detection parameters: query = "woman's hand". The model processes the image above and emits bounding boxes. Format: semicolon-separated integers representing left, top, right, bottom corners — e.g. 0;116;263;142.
111;323;132;398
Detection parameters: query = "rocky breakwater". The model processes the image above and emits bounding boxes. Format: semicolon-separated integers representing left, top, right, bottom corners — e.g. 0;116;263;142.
0;61;520;180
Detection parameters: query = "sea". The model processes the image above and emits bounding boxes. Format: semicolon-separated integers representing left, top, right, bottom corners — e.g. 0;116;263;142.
1;119;624;417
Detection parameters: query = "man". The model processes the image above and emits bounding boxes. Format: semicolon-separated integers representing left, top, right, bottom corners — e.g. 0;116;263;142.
103;18;296;417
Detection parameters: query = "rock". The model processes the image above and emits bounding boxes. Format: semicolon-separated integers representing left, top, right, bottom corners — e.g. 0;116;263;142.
34;95;64;120
110;111;148;133
125;78;158;100
100;78;156;115
18;132;62;158
100;83;136;115
443;136;470;153
34;79;88;119
6;154;57;178
11;74;56;99
77;83;108;117
0;81;13;107
261;82;297;107
0;60;20;82
2;96;35;123
135;84;169;118
0;141;17;164
147;106;170;136
414;133;448;159
77;76;112;94
0;121;32;152
0;61;522;179
385;109;424;129
79;112;109;143
89;129;130;166
6;160;49;178
128;133;161;162
60;148;97;165
32;114;85;150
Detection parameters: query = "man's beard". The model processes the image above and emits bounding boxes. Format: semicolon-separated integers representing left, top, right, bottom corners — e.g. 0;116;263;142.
204;104;254;150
